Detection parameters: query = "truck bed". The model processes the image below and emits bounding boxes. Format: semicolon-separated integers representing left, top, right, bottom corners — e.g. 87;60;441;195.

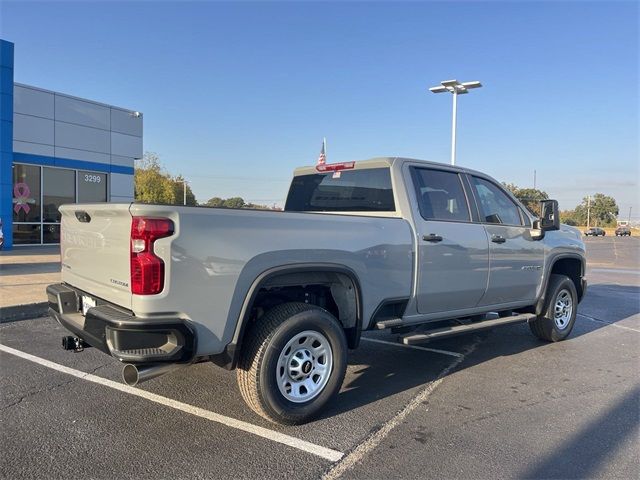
59;203;414;355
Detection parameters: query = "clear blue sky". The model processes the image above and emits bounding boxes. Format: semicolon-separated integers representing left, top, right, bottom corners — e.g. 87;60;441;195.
2;1;638;216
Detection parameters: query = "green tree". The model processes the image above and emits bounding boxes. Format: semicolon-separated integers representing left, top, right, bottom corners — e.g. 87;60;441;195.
223;197;246;209
503;183;549;216
205;197;225;207
574;193;619;227
135;152;177;204
559;210;579;226
173;175;197;206
204;197;246;209
134;152;197;205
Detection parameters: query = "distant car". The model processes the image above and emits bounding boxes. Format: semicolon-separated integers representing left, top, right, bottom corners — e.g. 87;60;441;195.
584;227;606;236
615;226;631;236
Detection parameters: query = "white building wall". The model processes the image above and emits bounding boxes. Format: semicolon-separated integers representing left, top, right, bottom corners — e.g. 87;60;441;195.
12;83;141;202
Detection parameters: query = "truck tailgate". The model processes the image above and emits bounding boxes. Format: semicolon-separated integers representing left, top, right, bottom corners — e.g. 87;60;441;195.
60;203;133;309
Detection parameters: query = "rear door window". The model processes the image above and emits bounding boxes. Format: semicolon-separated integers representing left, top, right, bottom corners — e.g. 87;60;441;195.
285;168;395;212
411;168;470;222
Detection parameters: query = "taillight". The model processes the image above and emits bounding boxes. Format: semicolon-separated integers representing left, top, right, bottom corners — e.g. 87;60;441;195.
130;217;174;295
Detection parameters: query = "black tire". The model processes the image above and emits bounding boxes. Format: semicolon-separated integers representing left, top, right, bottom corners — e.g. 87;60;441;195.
236;302;347;425
529;274;578;342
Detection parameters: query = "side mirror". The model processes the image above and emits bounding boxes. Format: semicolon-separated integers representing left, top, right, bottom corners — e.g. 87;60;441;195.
530;219;544;240
540;199;560;231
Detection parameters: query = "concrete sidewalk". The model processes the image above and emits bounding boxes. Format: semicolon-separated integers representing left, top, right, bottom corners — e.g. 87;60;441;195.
0;246;60;321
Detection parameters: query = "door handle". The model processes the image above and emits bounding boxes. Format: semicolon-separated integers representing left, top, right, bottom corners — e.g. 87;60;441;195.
491;235;506;244
423;234;443;242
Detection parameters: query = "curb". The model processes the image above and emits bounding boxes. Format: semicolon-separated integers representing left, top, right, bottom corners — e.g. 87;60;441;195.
0;302;49;323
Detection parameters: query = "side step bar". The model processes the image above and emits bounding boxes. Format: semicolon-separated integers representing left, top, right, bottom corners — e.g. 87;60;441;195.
400;313;535;345
375;318;404;329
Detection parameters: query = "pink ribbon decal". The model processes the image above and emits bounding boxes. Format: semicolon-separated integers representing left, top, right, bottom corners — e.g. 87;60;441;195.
13;183;31;215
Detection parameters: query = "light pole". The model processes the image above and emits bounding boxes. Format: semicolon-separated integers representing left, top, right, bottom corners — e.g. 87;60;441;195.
429;79;482;165
183;180;189;206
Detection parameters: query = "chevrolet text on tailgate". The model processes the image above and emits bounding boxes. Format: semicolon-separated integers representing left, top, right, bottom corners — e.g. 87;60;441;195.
48;158;587;425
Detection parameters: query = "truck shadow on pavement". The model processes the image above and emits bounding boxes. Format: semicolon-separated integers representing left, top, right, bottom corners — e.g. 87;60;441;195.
520;385;640;479
320;284;639;420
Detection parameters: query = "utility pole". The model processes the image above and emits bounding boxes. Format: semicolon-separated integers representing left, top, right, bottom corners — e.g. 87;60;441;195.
534;170;537;190
428;79;482;166
629;206;633;224
587;195;591;228
183;180;188;206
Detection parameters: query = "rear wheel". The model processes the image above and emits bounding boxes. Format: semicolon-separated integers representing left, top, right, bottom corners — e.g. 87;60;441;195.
236;302;347;425
529;274;577;342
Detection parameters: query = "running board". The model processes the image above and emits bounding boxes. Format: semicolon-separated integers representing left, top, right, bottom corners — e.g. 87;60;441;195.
375;318;404;329
400;314;536;345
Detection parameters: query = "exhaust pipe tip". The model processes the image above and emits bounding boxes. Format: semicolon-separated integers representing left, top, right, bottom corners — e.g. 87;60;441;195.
122;364;141;386
122;362;185;386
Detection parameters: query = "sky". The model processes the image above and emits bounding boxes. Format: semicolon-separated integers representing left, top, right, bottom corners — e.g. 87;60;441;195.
1;0;638;217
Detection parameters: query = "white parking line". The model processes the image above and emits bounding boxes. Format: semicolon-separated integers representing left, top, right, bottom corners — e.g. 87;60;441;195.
577;313;640;333
323;339;479;480
361;337;463;358
0;344;343;462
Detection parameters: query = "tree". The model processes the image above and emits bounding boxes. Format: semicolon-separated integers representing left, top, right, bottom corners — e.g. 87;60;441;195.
134;152;197;205
205;197;225;208
559;210;579;226
574;193;618;227
203;197;280;210
503;183;549;216
135;152;177;204
174;175;197;206
204;197;246;209
223;197;246;209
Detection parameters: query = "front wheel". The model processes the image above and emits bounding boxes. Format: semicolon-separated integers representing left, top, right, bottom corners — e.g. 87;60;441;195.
236;302;347;425
529;274;578;342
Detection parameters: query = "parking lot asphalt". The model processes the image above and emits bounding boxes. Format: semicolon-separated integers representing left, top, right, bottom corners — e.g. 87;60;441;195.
1;236;638;479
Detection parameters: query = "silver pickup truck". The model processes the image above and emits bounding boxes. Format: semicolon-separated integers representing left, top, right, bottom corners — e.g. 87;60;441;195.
47;157;586;424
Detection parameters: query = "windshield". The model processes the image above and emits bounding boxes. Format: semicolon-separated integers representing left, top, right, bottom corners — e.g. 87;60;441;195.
285;168;395;212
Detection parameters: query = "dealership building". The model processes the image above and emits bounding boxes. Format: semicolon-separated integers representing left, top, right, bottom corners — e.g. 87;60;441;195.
1;39;141;249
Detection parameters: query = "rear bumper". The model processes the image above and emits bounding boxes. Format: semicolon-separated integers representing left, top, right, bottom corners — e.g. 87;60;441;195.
47;283;196;364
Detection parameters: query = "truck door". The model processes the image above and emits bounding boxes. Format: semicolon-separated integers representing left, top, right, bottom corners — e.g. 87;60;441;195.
410;167;490;315
467;175;544;306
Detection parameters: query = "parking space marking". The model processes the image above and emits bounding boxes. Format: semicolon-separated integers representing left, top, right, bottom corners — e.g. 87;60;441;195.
323;339;479;480
361;337;463;358
0;344;344;462
577;313;640;333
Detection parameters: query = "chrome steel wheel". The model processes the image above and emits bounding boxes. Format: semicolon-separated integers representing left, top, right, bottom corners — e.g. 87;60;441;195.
276;330;333;403
554;289;573;330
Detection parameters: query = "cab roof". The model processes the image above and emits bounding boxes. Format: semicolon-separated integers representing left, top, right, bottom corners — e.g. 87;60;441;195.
292;157;486;177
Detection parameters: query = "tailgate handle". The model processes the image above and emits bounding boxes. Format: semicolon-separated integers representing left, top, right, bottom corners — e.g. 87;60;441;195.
75;211;92;223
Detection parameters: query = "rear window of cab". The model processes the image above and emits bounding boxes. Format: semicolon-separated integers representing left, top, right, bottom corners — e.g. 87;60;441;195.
285;168;395;212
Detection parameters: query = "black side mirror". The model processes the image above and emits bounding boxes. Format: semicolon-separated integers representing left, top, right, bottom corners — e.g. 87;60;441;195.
540;199;560;231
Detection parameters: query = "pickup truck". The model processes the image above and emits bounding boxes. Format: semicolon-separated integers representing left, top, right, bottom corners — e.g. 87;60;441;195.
47;157;587;425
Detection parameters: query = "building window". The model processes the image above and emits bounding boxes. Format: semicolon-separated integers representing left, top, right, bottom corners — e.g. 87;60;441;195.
12;164;41;223
43;167;75;223
13;224;41;245
12;163;110;245
78;171;107;203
